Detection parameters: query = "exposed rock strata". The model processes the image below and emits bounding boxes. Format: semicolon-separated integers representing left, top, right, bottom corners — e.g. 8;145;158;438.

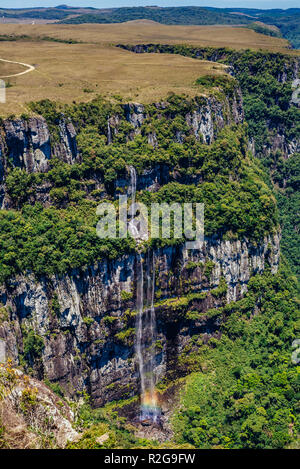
0;233;280;406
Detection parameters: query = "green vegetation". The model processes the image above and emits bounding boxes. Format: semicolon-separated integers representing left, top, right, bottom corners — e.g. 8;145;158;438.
144;150;278;242
0;201;135;282
23;328;44;365
83;317;95;327
247;22;282;38
20;386;38;416
50;293;60;318
0;34;81;44
0;419;7;449
115;328;135;347
0;304;9;323
68;262;298;449
211;277;227;298
44;378;65;398
0;8;71;21
58;6;300;48
253;10;300;49
121;45;299;277
67;398;149;449
195;75;238;96
103;316;119;326
0;38;298;450
121;45;299;157
121;290;133;301
173;263;300;449
272;153;300;278
185;261;203;271
204;261;215;280
67;394;194;449
0;91;279;282
60;6;251;26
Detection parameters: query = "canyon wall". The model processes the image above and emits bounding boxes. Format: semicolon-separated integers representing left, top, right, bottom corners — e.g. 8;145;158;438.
0;90;243;209
117;43;300;158
0;233;279;406
0;89;280;407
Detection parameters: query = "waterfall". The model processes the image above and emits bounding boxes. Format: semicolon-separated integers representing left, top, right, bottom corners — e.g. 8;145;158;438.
107;119;112;144
130;165;160;423
136;253;145;398
145;251;159;420
129;166;137;210
135;251;160;424
128;166;139;238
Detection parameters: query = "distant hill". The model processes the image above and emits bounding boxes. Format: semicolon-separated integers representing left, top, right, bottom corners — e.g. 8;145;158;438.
59;6;252;26
59;6;300;49
0;5;299;48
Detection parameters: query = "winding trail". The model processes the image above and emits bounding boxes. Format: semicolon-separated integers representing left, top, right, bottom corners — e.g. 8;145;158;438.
0;58;35;78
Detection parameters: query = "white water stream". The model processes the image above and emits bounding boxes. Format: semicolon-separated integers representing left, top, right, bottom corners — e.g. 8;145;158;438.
129;166;160;423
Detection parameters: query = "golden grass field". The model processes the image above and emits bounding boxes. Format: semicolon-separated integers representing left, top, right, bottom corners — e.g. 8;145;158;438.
0;21;298;116
0;21;292;50
0;60;26;77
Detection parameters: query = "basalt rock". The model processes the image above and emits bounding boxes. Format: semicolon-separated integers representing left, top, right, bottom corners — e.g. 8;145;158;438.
0;365;79;448
124;103;147;131
0;84;282;410
117;43;299;158
0;91;244;209
0;233;280;407
3;117;51;173
0;115;79;177
53;117;79;164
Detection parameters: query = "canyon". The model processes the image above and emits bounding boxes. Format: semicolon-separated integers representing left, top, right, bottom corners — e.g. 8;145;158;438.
0;86;281;409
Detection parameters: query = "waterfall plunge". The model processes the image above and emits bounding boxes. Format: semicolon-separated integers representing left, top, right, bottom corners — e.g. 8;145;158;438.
136;252;160;424
128;166;160;424
128;166;139;239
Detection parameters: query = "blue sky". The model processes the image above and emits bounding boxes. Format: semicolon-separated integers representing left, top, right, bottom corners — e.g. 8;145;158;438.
1;1;299;10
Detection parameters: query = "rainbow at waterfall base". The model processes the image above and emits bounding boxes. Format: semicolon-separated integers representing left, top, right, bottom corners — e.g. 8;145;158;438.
140;390;161;425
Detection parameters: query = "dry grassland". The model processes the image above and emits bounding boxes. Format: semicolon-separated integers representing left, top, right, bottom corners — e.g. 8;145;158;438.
0;60;26;77
0;21;293;51
0;22;297;116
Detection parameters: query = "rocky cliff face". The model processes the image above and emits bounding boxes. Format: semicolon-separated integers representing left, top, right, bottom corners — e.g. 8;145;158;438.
119;93;243;145
54;117;79;164
0;233;279;407
0;363;78;448
2;118;51;174
0;116;79;176
0;115;79;208
0;88;280;408
0;90;243;209
118;43;300;159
